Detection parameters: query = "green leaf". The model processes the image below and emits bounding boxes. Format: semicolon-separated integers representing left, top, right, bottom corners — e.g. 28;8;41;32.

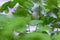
18;0;33;10
13;6;29;17
37;25;52;32
45;0;57;10
23;32;51;40
54;34;60;40
0;1;9;12
29;20;43;25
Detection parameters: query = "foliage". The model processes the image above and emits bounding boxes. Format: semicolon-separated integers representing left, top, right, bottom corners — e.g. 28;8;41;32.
0;0;60;40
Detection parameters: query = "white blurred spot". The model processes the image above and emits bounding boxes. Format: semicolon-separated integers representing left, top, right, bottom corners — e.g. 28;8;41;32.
56;22;60;25
0;11;6;15
14;31;19;36
47;23;52;28
41;9;47;16
26;25;37;33
7;3;19;17
32;2;39;11
50;12;57;18
54;28;60;31
0;0;9;7
46;30;51;35
41;0;44;3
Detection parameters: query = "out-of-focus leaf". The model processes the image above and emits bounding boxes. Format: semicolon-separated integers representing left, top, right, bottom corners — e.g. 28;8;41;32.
8;1;17;8
54;34;60;40
58;0;60;7
37;25;52;32
13;6;29;17
29;20;43;25
0;1;10;12
45;0;57;11
18;0;33;10
23;32;51;40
